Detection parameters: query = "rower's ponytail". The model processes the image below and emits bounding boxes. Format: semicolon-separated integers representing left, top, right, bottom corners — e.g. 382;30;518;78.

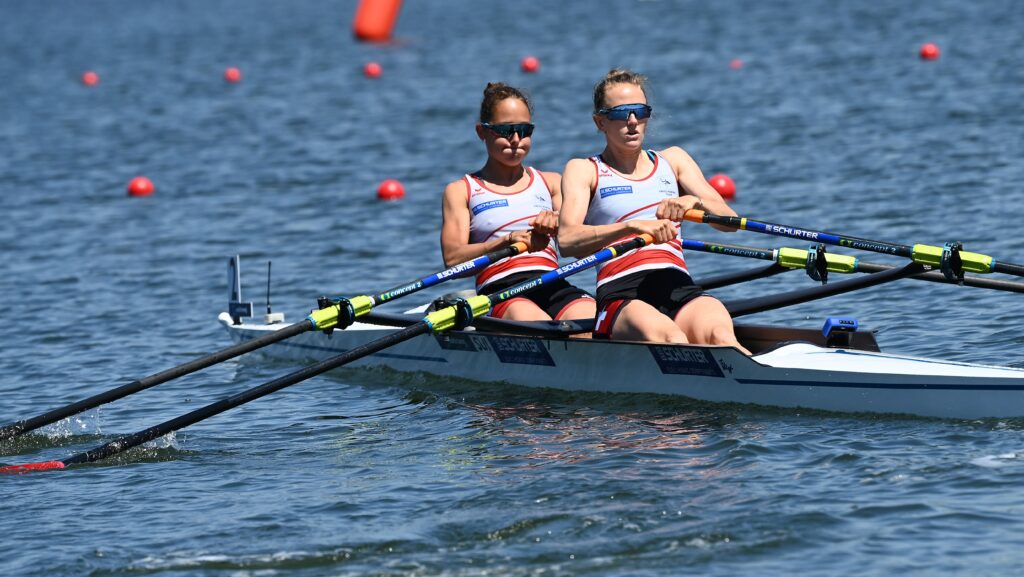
480;82;533;122
593;68;649;112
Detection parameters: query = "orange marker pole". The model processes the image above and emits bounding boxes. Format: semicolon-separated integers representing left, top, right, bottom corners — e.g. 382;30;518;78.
353;0;403;42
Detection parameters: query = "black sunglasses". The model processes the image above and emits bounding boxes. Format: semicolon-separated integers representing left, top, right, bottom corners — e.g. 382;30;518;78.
482;122;535;140
597;103;653;121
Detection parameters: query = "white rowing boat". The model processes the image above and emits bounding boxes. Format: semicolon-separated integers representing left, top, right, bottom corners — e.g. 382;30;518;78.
218;306;1024;420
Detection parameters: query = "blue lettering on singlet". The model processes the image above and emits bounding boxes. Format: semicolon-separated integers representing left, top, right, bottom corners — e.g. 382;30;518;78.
472;199;509;215
599;185;633;198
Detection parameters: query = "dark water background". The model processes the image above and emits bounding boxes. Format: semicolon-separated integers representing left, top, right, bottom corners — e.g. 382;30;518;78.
2;1;1024;575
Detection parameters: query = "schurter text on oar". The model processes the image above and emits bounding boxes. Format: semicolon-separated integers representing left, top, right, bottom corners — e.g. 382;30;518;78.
767;224;820;240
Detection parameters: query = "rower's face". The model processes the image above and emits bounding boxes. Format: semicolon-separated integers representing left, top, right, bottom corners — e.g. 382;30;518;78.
477;97;532;166
594;82;648;148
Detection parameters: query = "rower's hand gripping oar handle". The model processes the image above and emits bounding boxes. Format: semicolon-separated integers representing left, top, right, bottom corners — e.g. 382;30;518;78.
421;234;656;333
307;241;529;332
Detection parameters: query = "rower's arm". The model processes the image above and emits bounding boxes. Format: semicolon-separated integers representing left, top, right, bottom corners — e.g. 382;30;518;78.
440;180;515;267
662;146;737;232
558;158;677;257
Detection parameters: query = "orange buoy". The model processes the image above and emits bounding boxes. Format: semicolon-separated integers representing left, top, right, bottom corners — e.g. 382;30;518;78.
376;179;405;201
363;62;383;78
127;176;155;197
81;71;100;86
224;67;242;83
521;56;540;73
353;0;403;42
708;174;736;200
919;43;940;60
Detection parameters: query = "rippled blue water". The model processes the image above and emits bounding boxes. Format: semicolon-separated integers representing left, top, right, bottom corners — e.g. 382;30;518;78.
3;1;1024;575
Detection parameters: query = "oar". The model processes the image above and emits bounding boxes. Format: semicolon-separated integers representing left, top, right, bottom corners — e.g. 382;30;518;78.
683;210;1024;279
0;242;527;441
684;239;1024;293
0;234;652;473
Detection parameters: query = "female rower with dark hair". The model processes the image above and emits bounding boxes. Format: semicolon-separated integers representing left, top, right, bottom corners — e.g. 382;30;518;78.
440;82;596;324
557;69;750;353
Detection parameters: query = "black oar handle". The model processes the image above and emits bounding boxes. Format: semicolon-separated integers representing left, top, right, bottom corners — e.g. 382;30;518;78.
0;320;315;441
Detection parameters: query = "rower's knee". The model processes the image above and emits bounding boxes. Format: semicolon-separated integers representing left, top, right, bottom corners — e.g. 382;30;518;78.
708;325;737;347
663;327;688;344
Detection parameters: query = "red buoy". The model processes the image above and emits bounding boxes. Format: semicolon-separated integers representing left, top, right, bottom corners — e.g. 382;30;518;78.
81;71;100;86
919;43;940;60
127;176;155;197
729;59;743;70
224;67;242;83
377;179;405;201
363;62;383;78
353;0;403;42
708;174;736;200
521;56;540;73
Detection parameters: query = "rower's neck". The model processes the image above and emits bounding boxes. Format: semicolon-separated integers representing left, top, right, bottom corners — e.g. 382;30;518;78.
476;161;527;188
600;147;650;177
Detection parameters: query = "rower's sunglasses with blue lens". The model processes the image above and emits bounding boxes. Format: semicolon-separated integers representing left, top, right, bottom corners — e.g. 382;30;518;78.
597;103;653;121
482;122;535;139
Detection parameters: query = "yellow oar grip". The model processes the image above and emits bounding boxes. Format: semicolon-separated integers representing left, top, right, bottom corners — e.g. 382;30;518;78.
511;241;529;254
307;295;375;330
348;295;375;317
425;295;491;333
912;244;994;273
777;248;858;273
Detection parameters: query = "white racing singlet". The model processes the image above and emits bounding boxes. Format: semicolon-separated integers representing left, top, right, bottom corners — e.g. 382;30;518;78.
467;166;558;289
584;151;689;288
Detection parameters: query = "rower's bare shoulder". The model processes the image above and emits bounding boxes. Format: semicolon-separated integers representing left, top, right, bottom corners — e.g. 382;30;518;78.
658;146;695;165
538;170;562;189
563;157;595;181
443;178;469;198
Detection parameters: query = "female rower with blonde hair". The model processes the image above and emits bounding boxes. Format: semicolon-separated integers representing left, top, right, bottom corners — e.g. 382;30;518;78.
558;69;749;353
440;82;595;323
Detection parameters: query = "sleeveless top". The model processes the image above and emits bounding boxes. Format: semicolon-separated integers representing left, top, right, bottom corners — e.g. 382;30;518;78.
466;166;559;289
584;150;689;288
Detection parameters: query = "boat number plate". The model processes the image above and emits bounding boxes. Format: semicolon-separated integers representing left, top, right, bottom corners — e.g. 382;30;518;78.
648;346;724;377
485;335;555;366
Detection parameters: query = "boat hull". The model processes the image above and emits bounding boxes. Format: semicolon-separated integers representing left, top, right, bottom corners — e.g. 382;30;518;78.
219;313;1024;419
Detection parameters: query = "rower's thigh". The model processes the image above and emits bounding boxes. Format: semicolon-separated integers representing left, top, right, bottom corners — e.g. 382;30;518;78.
557;298;596;320
557;298;597;339
674;296;737;345
613;300;687;343
501;300;553;322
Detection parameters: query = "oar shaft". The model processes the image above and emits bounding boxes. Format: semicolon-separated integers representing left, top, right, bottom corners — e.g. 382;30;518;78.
686;212;914;257
2;244;527;441
60;323;431;467
685;210;1021;276
0;320;314;441
488;235;654;307
367;242;527;305
2;235;644;472
683;236;1024;293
